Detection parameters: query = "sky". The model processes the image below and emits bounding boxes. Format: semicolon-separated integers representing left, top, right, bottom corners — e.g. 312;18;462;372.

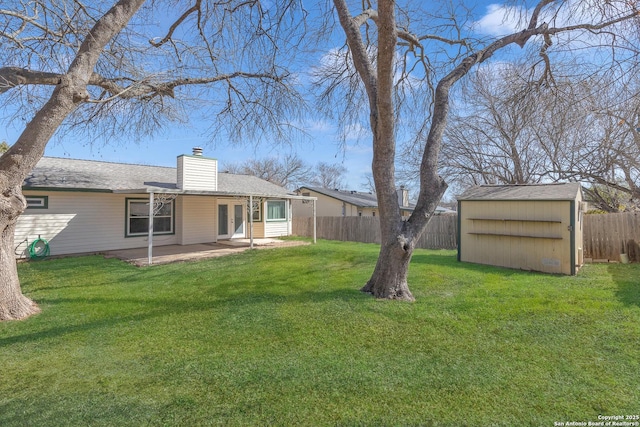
0;1;527;192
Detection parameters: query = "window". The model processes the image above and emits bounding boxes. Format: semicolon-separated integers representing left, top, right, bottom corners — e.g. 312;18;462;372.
248;202;262;222
266;200;287;221
26;196;48;209
126;198;174;237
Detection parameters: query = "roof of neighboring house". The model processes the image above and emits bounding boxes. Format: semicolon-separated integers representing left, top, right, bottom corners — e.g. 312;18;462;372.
23;157;294;198
300;187;380;208
457;183;582;201
299;186;455;213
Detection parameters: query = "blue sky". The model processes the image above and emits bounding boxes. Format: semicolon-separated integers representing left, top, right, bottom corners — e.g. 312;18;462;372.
0;1;524;191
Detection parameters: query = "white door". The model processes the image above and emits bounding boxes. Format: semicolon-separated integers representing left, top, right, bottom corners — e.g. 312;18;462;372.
218;204;230;239
218;203;245;239
232;204;245;238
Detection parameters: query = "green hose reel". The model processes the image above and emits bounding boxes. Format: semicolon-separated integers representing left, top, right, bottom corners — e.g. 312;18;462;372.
28;236;50;260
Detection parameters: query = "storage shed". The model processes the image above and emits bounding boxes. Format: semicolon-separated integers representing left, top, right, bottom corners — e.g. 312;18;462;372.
457;183;584;275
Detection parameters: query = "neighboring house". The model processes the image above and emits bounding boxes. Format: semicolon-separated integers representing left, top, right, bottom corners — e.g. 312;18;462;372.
15;150;314;259
293;186;455;218
457;182;584;275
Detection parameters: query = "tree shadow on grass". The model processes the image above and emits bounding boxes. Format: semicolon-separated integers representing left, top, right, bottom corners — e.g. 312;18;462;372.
608;263;640;307
0;286;366;347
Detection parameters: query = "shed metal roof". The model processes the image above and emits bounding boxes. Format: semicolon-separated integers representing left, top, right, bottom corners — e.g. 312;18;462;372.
23;157;297;198
457;183;582;201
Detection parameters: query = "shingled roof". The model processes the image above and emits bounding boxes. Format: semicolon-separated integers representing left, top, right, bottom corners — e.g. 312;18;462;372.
23;157;294;198
298;186;430;212
301;187;380;208
457;183;582;201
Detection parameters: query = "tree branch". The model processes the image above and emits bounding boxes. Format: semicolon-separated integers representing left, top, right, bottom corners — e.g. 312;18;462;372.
149;0;202;47
0;66;286;100
332;0;377;102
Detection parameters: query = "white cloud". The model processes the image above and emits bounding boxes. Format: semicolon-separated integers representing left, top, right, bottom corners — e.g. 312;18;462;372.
304;119;335;133
472;3;527;37
472;0;628;46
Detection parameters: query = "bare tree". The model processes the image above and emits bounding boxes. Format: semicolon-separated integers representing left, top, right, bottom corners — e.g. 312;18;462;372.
361;172;376;193
224;156;347;190
321;0;639;300
224;154;313;189
436;62;640;211
570;77;640;211
310;162;347;189
0;0;305;321
441;65;549;186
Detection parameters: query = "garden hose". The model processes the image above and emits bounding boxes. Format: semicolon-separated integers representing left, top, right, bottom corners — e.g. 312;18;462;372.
28;237;50;260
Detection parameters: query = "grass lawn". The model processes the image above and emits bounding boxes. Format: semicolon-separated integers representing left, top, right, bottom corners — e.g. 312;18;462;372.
2;240;639;426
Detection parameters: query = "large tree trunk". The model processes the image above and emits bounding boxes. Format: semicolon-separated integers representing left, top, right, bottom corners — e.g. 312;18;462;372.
362;173;447;301
0;186;40;320
361;225;416;301
0;0;146;321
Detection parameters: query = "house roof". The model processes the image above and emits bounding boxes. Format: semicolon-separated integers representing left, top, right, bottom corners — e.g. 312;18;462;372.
300;187;380;208
23;157;296;198
297;186;460;213
457;183;582;201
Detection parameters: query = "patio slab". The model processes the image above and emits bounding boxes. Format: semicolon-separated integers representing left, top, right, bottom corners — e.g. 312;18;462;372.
104;239;309;266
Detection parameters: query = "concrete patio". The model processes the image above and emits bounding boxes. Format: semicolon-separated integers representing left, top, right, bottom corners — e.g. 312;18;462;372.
104;238;310;266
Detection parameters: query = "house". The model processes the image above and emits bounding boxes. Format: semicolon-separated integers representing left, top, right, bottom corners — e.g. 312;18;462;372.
15;149;316;260
293;186;455;218
457;183;585;275
294;187;455;218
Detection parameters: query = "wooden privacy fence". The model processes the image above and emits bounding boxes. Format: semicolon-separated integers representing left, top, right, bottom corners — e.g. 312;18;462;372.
293;215;458;250
294;212;640;261
583;212;640;262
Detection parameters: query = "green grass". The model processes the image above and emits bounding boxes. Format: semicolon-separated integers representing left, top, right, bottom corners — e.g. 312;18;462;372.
2;240;639;426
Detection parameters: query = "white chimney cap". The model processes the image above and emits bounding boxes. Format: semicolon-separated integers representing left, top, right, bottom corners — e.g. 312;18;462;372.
192;147;203;156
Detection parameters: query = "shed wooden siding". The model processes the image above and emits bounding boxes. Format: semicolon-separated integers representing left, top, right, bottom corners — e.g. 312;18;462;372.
15;191;179;257
459;200;574;274
177;155;218;191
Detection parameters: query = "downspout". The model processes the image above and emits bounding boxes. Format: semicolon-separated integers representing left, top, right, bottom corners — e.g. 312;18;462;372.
148;191;154;266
